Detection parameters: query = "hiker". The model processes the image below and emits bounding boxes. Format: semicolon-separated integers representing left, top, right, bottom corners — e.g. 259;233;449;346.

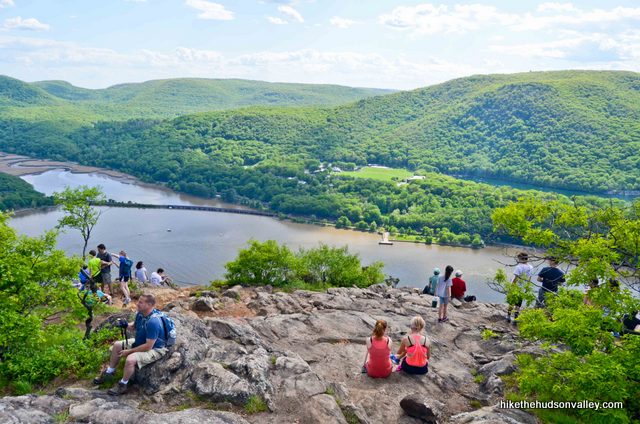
362;319;393;378
97;244;115;296
78;265;112;304
422;267;440;295
507;252;534;322
623;311;640;334
88;250;102;281
436;265;454;322
135;261;148;284
150;268;176;288
114;250;133;305
395;316;430;375
451;270;466;301
536;257;565;308
93;294;169;395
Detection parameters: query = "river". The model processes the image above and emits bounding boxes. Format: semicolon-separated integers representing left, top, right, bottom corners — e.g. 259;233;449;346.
9;169;534;303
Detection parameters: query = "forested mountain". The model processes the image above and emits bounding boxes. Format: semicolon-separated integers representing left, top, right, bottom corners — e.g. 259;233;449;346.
0;173;52;211
0;70;638;239
0;76;392;121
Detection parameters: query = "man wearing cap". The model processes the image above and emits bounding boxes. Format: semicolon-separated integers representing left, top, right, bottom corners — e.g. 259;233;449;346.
423;268;440;295
451;270;466;301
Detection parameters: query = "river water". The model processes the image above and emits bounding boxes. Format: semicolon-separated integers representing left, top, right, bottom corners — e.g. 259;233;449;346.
9;169;532;302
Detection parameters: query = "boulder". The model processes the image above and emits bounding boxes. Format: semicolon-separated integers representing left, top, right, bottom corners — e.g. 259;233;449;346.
399;394;443;423
192;296;216;312
301;394;348;424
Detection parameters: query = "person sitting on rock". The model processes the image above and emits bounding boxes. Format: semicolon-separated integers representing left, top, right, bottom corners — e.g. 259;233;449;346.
451;270;466;301
423;268;440;295
362;319;393;378
395;316;430;375
93;294;168;395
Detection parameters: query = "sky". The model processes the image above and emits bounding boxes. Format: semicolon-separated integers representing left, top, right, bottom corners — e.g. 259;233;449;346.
0;0;639;90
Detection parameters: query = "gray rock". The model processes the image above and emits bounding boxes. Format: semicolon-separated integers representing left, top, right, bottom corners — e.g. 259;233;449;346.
206;317;263;346
399;395;441;423
0;395;70;424
190;361;255;405
223;285;243;300
192;296;216;312
301;394;348;424
479;354;517;377
449;406;539;424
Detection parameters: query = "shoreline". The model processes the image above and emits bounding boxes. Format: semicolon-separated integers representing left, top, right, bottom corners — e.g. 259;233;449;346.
2;153;526;253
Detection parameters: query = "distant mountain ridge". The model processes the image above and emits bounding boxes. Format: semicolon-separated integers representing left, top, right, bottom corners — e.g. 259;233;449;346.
0;70;639;193
0;75;393;120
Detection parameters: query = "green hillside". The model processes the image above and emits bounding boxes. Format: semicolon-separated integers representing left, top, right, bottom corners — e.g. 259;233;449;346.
23;77;393;120
0;173;52;211
0;70;638;240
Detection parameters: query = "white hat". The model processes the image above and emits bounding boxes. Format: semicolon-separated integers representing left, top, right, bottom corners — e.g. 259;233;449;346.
455;270;463;277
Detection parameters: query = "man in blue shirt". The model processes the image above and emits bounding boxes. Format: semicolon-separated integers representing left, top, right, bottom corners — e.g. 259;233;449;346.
536;257;565;307
93;294;168;395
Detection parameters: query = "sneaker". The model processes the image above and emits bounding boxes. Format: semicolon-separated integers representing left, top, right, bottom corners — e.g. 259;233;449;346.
441;317;449;323
93;371;115;385
123;298;131;306
437;318;443;323
395;364;403;372
108;382;128;396
506;315;511;323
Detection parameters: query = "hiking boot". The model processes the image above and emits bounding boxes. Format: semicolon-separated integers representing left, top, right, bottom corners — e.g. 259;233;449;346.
108;382;128;396
123;298;131;306
93;371;115;385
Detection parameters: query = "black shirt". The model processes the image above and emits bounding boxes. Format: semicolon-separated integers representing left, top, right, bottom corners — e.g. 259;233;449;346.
97;251;112;273
538;266;565;292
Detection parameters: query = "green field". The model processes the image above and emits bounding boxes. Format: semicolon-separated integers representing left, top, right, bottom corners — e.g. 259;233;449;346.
339;167;414;182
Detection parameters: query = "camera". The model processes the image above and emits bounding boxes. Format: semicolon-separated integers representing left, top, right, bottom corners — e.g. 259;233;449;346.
114;318;129;329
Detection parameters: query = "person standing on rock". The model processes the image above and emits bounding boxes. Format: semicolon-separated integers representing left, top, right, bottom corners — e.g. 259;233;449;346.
507;252;534;323
395;316;430;375
362;320;393;378
536;257;565;308
97;244;115;296
436;265;454;322
93;294;168;395
114;250;133;305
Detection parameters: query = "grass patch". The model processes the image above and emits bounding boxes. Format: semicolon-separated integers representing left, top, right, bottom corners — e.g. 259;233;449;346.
469;399;483;410
481;329;499;340
339;166;414;183
244;395;269;414
53;410;70;424
325;386;335;396
270;356;277;366
474;373;486;384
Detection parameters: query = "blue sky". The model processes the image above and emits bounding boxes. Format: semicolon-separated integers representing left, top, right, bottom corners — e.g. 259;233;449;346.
0;0;638;89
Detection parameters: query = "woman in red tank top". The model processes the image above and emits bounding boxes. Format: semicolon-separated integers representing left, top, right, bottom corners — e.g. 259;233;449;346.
362;320;393;378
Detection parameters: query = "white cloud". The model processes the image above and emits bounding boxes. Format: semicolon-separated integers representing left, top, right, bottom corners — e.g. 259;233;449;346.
379;3;640;35
277;5;303;23
185;0;234;21
0;0;14;8
379;4;518;35
2;17;50;31
536;2;577;13
267;16;287;25
329;16;357;29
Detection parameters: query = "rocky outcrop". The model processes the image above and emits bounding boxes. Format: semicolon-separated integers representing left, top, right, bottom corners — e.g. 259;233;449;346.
0;285;540;424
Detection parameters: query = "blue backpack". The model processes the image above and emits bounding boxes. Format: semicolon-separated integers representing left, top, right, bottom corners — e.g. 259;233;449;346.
149;309;177;347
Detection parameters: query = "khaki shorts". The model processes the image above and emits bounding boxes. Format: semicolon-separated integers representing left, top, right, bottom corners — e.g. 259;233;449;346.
115;338;168;369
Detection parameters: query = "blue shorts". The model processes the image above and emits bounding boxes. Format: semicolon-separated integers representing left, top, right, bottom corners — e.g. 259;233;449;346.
438;296;449;305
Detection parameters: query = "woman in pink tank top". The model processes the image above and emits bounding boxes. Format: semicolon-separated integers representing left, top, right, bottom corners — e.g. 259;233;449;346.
362;320;393;378
396;316;430;375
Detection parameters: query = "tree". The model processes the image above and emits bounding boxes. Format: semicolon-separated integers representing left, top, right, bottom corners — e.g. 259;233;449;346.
224;240;299;287
491;198;640;422
0;212;115;391
53;186;105;259
335;216;352;229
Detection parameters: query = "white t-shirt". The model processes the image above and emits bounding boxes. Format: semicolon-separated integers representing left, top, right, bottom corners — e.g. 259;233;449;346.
513;263;534;281
135;267;148;282
150;272;163;286
435;275;452;298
